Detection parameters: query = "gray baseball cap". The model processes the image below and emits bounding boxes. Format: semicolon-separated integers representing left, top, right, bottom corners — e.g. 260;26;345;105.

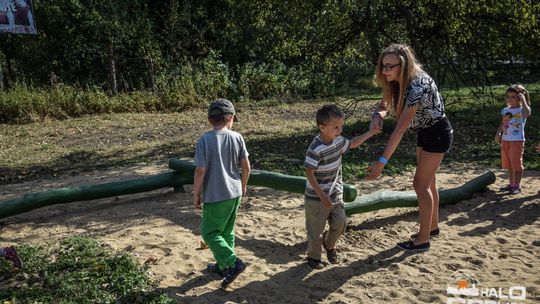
208;98;238;121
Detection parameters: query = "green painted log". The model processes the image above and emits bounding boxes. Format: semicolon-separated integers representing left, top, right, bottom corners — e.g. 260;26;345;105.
168;158;358;202
344;171;496;216
0;172;191;219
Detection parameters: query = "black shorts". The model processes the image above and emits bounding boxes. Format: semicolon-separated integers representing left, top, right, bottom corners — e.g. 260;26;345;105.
416;117;453;153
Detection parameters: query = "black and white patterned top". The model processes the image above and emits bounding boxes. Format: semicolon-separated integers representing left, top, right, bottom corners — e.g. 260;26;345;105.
404;72;446;132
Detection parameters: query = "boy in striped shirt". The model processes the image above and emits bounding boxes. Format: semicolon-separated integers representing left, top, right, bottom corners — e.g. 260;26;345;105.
304;104;377;269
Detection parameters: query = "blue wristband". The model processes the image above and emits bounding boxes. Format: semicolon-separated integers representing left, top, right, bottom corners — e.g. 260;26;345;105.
378;156;388;165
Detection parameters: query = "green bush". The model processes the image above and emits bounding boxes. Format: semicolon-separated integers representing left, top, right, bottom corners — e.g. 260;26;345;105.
236;61;288;100
0;236;174;304
158;51;232;110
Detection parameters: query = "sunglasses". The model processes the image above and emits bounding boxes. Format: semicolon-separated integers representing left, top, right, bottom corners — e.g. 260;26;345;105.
381;63;401;71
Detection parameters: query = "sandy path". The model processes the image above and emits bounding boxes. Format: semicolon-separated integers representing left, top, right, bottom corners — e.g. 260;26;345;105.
1;164;538;303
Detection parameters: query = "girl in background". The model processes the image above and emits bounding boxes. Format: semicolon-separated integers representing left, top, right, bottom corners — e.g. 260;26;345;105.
495;84;531;194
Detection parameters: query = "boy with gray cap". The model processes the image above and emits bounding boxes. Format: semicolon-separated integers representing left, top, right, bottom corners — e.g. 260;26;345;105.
193;98;251;289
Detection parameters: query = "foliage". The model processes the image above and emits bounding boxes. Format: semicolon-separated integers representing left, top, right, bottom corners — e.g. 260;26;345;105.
0;236;174;304
157;50;233;110
0;0;537;112
0;83;161;123
2;1;160;89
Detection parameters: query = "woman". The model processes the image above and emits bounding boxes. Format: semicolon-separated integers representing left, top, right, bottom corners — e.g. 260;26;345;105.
367;43;453;252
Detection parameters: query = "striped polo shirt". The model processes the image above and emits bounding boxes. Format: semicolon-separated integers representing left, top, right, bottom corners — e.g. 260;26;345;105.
304;135;351;202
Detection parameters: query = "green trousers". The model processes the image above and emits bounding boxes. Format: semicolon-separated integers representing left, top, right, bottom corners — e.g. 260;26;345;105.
201;196;241;271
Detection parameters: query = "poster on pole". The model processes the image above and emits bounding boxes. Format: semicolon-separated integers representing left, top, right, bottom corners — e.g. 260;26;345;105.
0;0;37;34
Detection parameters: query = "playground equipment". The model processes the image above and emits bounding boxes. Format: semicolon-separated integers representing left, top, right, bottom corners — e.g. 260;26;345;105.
0;159;496;220
0;172;191;220
167;159;358;202
344;171;496;215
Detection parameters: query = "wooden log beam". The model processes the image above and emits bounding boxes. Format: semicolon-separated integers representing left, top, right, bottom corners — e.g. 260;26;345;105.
0;172;190;219
168;159;359;202
344;171;496;216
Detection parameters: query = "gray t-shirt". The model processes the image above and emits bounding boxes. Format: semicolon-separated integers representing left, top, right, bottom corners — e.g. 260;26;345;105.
194;129;249;204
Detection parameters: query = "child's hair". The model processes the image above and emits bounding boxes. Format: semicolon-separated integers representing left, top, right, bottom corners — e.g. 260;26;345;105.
374;43;423;118
208;113;233;126
316;104;344;126
506;84;530;105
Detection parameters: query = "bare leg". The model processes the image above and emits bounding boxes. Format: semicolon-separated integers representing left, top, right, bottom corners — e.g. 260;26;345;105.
413;148;444;245
416;148;440;232
514;170;523;188
429;176;439;231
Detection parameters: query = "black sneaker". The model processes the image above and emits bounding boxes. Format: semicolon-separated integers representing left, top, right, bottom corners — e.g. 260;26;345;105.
321;231;338;264
326;249;338;264
397;241;430;252
410;228;440;240
207;263;226;277
221;258;247;289
307;257;324;269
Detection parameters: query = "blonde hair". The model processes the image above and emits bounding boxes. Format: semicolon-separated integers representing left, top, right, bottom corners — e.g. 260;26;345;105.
506;84;530;106
374;43;423;118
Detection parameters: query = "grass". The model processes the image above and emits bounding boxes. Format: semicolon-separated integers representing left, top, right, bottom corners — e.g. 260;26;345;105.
1;84;539;186
0;236;174;303
441;83;540;170
0;84;539;303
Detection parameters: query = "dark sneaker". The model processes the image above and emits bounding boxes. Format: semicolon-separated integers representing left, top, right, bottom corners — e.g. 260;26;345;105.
207;263;226;277
326;249;338;264
307;257;324;269
410;228;440;240
499;185;512;192
509;187;521;195
3;246;23;269
321;231;338;264
397;241;430;252
221;258;247;289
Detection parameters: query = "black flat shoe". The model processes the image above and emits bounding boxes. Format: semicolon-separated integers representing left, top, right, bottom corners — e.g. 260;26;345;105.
410;228;440;240
397;241;430;252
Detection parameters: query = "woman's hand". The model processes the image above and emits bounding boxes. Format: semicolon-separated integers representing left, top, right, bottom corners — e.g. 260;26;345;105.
366;161;385;180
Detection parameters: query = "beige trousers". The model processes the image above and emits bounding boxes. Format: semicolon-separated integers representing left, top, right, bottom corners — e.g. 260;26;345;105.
305;198;346;260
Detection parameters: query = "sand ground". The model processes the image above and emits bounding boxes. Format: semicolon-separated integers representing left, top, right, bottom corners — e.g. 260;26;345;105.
1;163;539;303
